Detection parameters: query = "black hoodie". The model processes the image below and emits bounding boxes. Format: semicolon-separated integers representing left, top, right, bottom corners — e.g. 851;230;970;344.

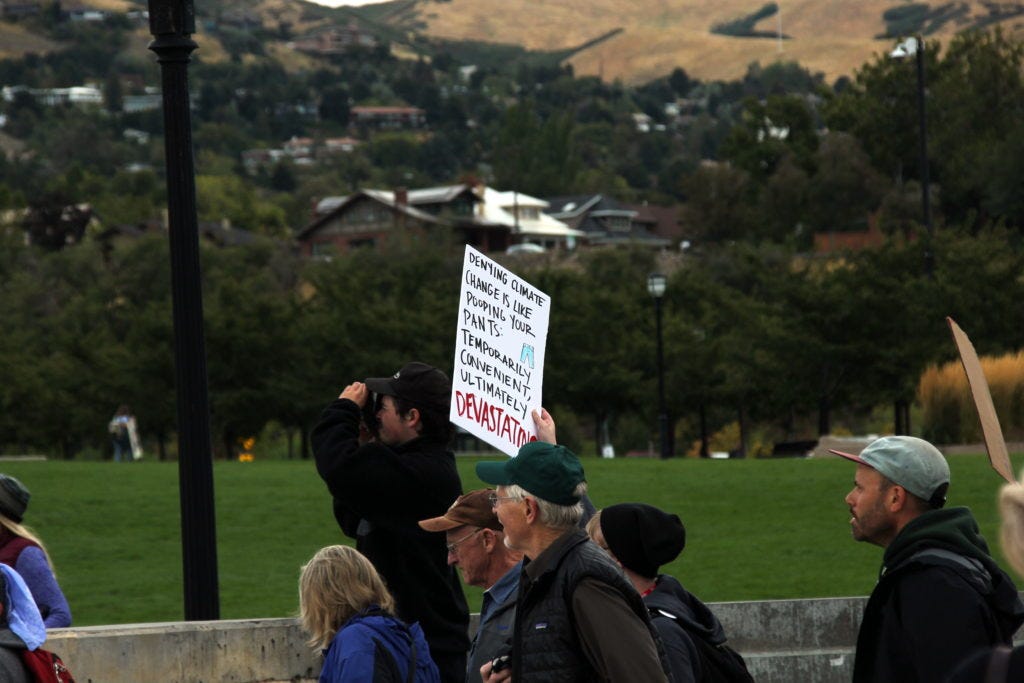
312;398;469;680
854;506;1024;682
645;574;728;683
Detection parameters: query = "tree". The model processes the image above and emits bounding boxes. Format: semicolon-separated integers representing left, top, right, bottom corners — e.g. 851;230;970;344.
530;248;654;454
668;67;693;96
928;29;1024;228
202;240;300;458
104;71;123;114
804;132;888;233
21;194;92;250
824;29;1024;232
721;94;819;181
492;101;579;195
318;85;350;125
678;163;757;243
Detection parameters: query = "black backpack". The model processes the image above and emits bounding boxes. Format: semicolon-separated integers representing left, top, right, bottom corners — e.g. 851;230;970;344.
650;607;754;683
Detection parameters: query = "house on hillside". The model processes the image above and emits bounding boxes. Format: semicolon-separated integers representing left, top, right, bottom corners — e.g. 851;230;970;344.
349;106;426;130
297;185;509;257
813;213;890;254
624;201;684;248
545;194;671;248
0;0;39;18
292;21;377;55
477;188;583;250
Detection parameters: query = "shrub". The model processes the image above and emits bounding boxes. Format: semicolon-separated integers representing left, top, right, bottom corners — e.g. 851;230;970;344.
919;351;1024;444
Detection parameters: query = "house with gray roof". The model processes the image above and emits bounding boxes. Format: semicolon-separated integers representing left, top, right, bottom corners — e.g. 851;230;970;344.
544;194;671;248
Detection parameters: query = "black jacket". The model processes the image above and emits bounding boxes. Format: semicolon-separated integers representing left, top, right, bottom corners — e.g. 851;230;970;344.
854;507;1024;682
312;399;469;663
646;574;727;683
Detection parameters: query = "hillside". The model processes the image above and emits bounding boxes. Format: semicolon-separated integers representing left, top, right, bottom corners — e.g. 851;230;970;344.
2;0;1022;84
396;0;1024;83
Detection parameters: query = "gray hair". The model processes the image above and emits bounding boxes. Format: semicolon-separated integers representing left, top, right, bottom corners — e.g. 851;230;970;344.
506;482;588;530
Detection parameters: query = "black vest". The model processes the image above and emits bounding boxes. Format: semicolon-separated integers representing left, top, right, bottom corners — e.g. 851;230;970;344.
512;529;670;682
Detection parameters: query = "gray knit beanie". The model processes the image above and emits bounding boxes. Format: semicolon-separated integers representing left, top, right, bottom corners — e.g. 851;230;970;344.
0;475;31;523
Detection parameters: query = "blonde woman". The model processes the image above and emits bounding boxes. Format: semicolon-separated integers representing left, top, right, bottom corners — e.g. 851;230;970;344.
0;474;71;628
948;479;1024;681
299;545;439;683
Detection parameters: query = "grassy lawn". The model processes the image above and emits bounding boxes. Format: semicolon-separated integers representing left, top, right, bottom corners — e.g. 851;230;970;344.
3;452;1020;626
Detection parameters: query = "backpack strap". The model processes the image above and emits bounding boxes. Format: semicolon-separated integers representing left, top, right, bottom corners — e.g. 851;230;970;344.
365;608;417;683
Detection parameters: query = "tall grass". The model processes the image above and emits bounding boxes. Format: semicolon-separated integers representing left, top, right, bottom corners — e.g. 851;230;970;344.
2;453;1019;626
919;351;1024;443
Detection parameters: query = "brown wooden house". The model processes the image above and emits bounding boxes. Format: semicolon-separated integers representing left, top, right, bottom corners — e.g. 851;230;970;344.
297;185;510;257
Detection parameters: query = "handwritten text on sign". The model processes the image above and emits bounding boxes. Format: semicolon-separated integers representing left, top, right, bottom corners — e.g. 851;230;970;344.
450;246;550;456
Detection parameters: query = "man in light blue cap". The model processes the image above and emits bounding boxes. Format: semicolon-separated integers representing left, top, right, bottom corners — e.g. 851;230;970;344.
832;435;1024;682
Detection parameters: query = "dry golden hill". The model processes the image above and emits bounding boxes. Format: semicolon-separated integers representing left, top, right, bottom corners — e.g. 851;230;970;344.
0;21;58;59
407;0;1024;83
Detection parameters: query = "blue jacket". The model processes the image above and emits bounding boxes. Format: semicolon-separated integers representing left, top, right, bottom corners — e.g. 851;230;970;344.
321;611;440;683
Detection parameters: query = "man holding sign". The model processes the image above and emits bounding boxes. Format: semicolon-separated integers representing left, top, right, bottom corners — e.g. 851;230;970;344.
833;436;1024;682
312;362;470;682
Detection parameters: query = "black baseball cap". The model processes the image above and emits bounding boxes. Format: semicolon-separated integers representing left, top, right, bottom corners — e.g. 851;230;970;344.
365;362;451;412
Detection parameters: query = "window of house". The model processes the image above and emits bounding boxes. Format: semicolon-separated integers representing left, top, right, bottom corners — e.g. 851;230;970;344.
607;216;631;232
311;241;337;257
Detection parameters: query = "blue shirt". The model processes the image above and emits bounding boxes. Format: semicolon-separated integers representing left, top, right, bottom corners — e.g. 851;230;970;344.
467;561;521;682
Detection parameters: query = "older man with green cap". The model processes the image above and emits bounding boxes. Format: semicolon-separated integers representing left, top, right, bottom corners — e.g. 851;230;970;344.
834;435;1024;682
475;435;669;683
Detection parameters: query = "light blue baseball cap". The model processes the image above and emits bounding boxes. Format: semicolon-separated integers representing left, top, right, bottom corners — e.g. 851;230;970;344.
830;436;950;507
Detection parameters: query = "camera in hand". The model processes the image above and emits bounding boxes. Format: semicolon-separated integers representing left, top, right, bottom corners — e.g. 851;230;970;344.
491;655;510;672
360;392;381;439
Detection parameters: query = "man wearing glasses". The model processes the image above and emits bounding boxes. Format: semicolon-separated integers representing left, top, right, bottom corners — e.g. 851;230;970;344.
474;435;669;682
420;489;523;682
312;361;469;682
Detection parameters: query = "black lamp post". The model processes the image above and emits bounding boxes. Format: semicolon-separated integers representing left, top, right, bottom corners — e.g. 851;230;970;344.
647;273;671;459
892;35;934;278
148;0;220;620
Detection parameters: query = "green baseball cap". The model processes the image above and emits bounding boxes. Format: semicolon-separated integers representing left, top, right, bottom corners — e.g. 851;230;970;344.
476;442;585;505
830;436;950;507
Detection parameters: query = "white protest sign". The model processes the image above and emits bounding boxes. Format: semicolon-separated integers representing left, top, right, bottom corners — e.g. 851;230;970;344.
451;245;550;456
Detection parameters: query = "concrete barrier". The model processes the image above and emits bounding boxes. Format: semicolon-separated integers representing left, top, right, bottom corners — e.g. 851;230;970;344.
41;593;1006;682
47;619;320;683
713;596;865;682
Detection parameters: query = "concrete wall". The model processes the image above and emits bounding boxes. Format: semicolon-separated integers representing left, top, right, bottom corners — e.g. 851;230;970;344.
714;596;866;682
47;619;321;683
48;596;872;683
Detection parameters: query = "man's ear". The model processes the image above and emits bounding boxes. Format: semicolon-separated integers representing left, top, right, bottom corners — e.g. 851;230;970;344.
405;407;421;427
481;529;496;552
523;497;539;525
889;485;909;512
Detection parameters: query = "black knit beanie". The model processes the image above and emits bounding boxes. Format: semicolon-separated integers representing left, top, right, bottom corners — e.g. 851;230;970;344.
600;503;686;579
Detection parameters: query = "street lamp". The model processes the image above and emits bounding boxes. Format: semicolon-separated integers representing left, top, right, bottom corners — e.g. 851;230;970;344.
647;273;671;459
891;35;934;278
148;0;220;620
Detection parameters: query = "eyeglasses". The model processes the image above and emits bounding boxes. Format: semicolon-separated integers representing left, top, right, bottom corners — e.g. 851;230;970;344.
488;493;523;508
446;528;483;555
